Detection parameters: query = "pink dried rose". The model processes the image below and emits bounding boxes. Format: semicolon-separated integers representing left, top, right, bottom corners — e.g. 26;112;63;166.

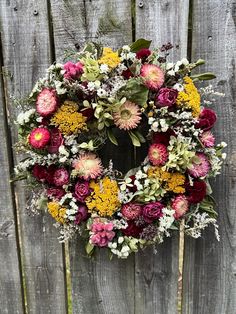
46;187;65;200
53;168;70;186
28;127;51;149
36;88;58;117
156;88;178;107
121;203;142;220
90;221;115;247
140;64;164;91
75;205;89;225
48;128;63;153
74;180;91;202
142;201;164;223
63;61;83;80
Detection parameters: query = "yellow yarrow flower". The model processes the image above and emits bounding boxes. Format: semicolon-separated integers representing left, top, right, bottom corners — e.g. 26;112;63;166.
176;76;201;117
85;177;120;216
148;166;185;193
98;47;121;69
50;100;87;135
47;202;66;224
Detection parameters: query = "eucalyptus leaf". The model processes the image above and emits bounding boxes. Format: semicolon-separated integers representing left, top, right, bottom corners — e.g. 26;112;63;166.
133;130;146;143
85;242;95;255
107;129;118;146
130;38;152;52
191;72;216;81
129;131;141;147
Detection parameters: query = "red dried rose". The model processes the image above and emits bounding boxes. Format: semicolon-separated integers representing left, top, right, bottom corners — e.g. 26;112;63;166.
196;108;217;131
122;221;143;237
46;187;65;200
32;164;48;182
48;128;63;154
142;201;164;223
136;48;151;61
185;180;207;204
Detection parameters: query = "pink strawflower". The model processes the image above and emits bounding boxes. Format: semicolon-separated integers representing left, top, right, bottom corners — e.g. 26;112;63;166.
148;143;168;166
113;101;141;130
36;88;58;117
171;195;189;219
200;131;215;147
53;168;70;186
73;153;103;180
188;153;211;178
63;61;83;80
29;127;51;149
140;64;164;91
90;220;115;247
121;203;142;220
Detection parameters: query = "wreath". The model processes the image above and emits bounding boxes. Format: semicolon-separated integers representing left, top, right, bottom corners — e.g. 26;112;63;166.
14;39;226;258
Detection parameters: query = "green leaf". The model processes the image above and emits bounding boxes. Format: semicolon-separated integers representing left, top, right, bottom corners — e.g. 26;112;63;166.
119;78;149;106
133;130;146;143
85;242;95;256
129;131;141;147
199;195;218;217
107;129;118;146
130;38;152;52
191;72;216;81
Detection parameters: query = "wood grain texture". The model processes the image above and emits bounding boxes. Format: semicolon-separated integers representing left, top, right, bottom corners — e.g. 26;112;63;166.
182;1;236;313
50;1;135;313
0;42;24;314
0;1;67;313
135;1;189;313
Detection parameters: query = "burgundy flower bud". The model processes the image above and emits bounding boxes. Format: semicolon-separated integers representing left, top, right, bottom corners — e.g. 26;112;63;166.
75;205;89;225
185;180;207;204
48;128;63;154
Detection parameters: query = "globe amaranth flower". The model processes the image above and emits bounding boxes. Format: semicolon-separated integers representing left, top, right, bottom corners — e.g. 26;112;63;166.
196;108;217;131
53;168;70;186
47;202;66;224
156;88;178;107
73;153;103;180
90;220;115;247
46;187;65;200
142;201;164;223
171;195;189;219
136;48;151;61
74;180;91;202
63;61;83;80
50;100;87;135
185;180;207;204
140;64;164;91
36;88;58;117
121;203;142;220
75;205;88;225
28;127;51;149
188;153;211;178
200;131;215;147
148;143;168;166
48;128;63;153
113;101;141;130
122;221;143;237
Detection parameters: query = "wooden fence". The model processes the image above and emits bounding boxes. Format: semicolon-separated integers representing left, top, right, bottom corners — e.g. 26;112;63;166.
0;0;235;313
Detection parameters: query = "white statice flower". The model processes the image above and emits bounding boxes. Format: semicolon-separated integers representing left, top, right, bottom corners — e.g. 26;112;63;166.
166;62;174;70
135;170;147;180
185;212;220;241
54;80;67;95
58;145;69;163
87;81;100;91
99;64;109;74
122;45;131;52
97;88;108;98
159;119;169;132
181;58;189;66
16;109;36;125
120;51;136;61
78;140;95;151
116;63;127;74
173;83;184;92
158;208;175;233
167;69;176;76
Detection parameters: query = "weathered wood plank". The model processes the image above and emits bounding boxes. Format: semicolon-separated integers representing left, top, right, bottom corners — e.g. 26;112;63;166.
135;1;189;313
50;1;134;313
0;42;25;314
182;1;236;313
0;1;67;313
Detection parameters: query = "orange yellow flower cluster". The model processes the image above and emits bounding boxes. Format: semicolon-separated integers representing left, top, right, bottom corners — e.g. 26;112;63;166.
176;77;201;117
50;100;87;135
47;202;66;224
98;47;121;69
148;166;186;193
86;177;120;216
